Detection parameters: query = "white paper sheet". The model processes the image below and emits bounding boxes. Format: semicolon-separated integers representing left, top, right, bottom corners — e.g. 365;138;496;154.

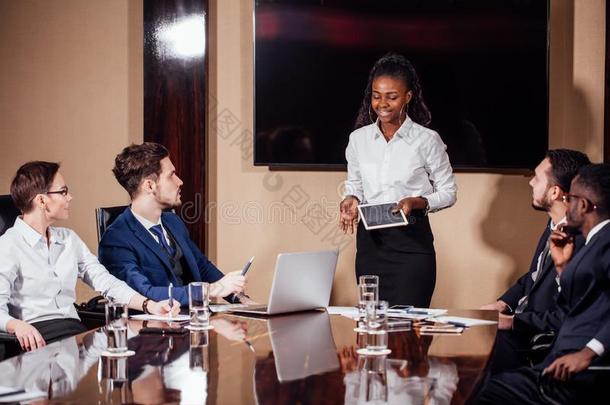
130;314;190;322
327;306;360;319
432;316;497;327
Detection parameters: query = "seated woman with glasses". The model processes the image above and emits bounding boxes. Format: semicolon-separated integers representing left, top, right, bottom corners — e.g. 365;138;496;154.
0;161;180;352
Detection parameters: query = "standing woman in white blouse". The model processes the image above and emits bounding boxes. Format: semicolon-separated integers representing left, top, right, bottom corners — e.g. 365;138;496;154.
340;53;457;307
0;161;179;352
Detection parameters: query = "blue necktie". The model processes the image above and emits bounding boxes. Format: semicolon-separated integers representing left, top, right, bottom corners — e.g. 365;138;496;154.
150;225;176;257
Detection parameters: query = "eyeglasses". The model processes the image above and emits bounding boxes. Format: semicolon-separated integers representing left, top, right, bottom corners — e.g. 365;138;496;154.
562;193;597;209
46;187;69;197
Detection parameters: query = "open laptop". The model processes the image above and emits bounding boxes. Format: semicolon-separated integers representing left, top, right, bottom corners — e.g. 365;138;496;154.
228;249;338;315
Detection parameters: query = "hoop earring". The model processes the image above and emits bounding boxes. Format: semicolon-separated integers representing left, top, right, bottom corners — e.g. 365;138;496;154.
399;103;408;126
368;105;376;124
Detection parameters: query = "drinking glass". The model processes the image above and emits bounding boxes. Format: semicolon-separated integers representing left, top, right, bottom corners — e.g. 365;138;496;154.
105;301;128;353
189;282;211;330
356;275;379;332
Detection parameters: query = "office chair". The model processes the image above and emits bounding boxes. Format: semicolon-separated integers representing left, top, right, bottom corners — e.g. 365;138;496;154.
71;205;129;329
95;205;127;243
0;196;21;358
0;194;20;237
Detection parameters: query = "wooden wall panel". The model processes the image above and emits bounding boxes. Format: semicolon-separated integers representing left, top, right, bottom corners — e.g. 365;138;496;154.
143;0;208;248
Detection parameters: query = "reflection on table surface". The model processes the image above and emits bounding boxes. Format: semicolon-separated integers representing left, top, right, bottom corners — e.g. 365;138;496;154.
0;309;496;404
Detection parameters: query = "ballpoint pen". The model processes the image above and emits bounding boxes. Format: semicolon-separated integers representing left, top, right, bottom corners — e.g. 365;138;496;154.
233;257;254;303
168;282;174;317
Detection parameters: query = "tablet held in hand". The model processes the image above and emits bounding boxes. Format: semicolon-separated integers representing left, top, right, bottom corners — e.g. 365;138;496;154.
357;202;409;230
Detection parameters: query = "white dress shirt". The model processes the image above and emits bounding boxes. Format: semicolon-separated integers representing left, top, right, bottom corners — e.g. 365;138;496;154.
343;117;457;212
584;219;610;357
130;208;171;246
0;218;137;331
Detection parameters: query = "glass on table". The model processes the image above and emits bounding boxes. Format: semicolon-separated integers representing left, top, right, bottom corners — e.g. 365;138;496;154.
355;275;379;332
188;282;212;330
105;301;128;354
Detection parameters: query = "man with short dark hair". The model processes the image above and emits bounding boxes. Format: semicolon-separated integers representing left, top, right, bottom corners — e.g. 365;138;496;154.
480;149;589;373
99;142;246;305
474;163;610;403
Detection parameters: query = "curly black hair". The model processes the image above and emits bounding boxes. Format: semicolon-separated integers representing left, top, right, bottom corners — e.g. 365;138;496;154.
354;52;431;129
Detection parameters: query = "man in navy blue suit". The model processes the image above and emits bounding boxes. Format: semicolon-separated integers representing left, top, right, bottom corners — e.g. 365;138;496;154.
480;150;589;373
99;142;246;306
473;164;610;404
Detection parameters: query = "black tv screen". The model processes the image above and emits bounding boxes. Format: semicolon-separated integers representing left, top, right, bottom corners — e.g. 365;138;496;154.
254;0;549;170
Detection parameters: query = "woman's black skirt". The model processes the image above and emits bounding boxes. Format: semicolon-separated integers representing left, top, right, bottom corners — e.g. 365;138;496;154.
356;214;436;308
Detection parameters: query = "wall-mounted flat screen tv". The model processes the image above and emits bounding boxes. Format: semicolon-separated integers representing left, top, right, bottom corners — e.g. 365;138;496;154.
254;0;548;170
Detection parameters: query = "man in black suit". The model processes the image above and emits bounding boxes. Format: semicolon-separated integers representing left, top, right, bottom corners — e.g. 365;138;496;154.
481;149;590;373
474;163;610;404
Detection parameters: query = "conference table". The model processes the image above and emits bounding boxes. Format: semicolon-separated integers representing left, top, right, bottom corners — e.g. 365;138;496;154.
0;309;497;404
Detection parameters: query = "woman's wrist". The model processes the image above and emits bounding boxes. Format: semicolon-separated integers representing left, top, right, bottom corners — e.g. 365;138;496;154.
419;196;430;215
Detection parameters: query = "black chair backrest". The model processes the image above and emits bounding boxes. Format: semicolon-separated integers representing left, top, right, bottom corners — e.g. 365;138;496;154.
0;195;20;237
95;205;127;242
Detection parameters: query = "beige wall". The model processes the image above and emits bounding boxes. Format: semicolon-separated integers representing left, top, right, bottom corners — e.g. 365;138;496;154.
0;0;605;308
0;0;143;302
208;0;606;309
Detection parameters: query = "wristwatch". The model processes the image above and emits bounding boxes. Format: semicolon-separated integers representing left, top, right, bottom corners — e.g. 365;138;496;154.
420;196;430;216
142;298;151;314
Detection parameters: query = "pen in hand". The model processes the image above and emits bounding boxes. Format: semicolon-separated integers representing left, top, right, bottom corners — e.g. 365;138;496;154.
242;256;254;276
233;256;254;303
168;282;174;317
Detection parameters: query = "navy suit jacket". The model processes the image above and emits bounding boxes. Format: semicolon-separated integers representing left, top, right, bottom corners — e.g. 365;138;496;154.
500;223;554;313
98;208;224;306
539;222;610;364
504;222;585;335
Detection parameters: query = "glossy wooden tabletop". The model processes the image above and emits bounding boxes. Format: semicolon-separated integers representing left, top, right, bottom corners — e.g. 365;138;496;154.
0;309;497;404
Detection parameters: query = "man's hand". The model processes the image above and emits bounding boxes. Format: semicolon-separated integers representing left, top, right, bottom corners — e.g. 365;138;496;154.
148;299;180;317
543;347;597;381
7;319;46;351
549;229;575;275
498;313;514;330
339;196;359;234
480;300;508;312
210;271;245;297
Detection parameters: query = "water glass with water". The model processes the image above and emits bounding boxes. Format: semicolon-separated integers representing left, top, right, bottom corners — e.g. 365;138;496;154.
358;275;379;330
365;300;389;354
189;282;210;330
105;301;128;353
